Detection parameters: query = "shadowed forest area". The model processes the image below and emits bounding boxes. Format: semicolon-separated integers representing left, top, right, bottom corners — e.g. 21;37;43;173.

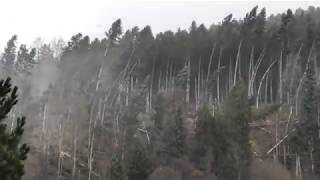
2;5;320;180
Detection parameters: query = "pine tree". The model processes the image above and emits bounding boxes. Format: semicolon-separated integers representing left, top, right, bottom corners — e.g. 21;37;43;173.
126;143;151;180
110;153;124;180
0;77;30;180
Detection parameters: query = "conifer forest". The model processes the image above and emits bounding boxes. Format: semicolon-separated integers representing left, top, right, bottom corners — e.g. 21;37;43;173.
3;4;320;180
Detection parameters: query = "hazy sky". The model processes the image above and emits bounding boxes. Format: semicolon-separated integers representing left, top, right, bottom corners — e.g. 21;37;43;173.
0;0;320;49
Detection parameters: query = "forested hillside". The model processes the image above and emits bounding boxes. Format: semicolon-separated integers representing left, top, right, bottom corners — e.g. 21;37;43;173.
1;5;320;180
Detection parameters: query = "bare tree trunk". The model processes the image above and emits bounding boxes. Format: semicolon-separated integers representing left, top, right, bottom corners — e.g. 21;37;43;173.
72;128;78;180
40;102;48;180
197;58;201;109
256;60;277;108
279;50;283;108
195;78;198;110
229;57;233;92
165;61;169;92
150;60;155;111
217;48;222;105
57;118;63;178
88;132;95;180
158;71;162;92
275;113;279;158
88;103;94;166
88;108;99;180
146;91;149;113
296;154;302;180
265;73;269;104
125;77;129;106
249;49;265;97
248;47;254;96
186;59;191;104
311;143;314;174
233;41;242;86
206;45;216;96
270;76;273;104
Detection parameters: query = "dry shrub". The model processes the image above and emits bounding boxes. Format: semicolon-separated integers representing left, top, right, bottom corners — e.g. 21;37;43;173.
250;159;292;180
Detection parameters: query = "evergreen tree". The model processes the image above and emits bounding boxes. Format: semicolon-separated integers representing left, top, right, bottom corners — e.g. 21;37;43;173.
192;106;214;170
126;143;151;180
211;81;251;180
302;60;318;142
290;60;319;171
163;108;187;159
16;44;36;74
0;77;30;180
2;35;18;72
110;153;124;180
106;19;123;46
38;44;55;62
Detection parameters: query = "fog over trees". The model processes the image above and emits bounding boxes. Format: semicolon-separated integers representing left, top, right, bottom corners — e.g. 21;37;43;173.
2;5;320;180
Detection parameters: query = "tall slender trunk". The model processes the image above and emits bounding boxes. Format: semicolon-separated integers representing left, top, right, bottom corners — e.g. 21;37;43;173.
217;48;222;104
186;59;191;104
40;102;48;179
197;58;201;109
248;47;254;96
279;50;283;108
206;45;216;96
234;40;242;86
256;60;277;108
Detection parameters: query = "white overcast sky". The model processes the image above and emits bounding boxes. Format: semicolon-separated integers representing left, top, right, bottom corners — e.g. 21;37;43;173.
0;0;320;49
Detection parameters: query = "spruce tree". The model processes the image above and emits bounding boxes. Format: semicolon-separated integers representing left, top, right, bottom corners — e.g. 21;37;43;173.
212;81;251;180
192;106;214;170
106;19;123;46
289;60;319;172
302;60;318;142
110;153;124;180
163;108;187;159
16;44;37;74
0;77;30;180
2;35;17;73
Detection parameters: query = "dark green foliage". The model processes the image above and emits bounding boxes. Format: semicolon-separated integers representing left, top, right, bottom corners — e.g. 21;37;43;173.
290;60;318;153
110;153;124;180
153;94;165;130
192;82;251;180
191;106;213;170
16;44;37;74
163;108;187;159
0;77;30;180
126;143;151;180
302;60;318;140
106;19;123;46
218;81;251;180
2;35;17;71
289;60;320;174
